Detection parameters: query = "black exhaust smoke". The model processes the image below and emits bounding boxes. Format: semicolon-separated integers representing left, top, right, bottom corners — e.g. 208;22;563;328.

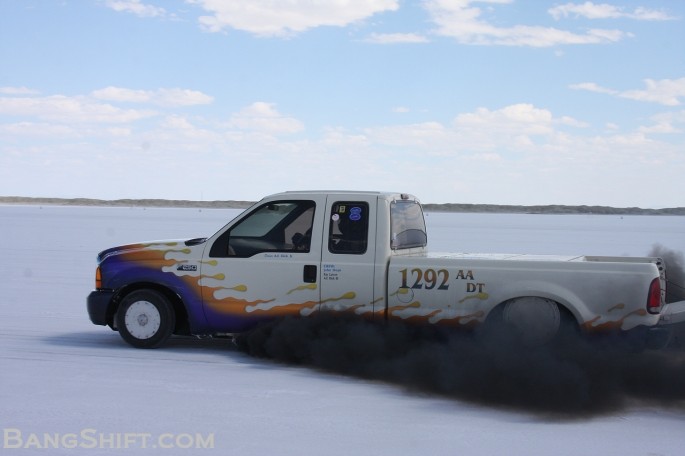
649;244;685;304
236;313;685;418
235;245;685;417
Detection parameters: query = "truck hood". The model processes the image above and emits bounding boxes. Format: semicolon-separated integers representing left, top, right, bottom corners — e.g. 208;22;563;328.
97;238;206;263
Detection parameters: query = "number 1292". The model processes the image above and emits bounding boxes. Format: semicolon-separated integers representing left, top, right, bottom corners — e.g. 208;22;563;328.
399;268;449;290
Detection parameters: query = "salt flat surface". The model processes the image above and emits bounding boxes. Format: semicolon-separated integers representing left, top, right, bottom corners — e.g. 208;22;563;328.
426;211;685;255
1;206;684;455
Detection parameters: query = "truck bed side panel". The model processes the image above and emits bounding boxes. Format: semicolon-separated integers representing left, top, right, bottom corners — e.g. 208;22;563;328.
386;255;661;331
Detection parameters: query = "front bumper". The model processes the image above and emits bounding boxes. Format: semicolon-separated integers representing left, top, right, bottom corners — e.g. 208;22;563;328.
87;289;116;326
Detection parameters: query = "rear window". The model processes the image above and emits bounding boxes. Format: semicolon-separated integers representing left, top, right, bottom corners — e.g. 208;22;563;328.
391;200;427;250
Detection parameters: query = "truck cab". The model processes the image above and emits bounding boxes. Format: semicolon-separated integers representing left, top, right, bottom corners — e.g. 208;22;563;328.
198;191;425;332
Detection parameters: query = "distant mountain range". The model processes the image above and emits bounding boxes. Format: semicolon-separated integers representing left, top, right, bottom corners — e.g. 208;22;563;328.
421;203;685;215
1;196;684;215
0;196;255;209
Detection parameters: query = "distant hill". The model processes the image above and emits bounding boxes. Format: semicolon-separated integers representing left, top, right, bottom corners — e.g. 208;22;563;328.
422;202;685;216
1;196;683;215
0;196;254;209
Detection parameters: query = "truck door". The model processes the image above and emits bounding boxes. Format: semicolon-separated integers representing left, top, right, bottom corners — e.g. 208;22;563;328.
319;195;378;317
200;196;326;332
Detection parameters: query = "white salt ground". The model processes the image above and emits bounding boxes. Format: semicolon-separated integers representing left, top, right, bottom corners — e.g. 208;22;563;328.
1;205;684;455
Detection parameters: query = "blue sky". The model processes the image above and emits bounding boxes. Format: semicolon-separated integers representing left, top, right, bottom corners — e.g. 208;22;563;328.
1;0;684;207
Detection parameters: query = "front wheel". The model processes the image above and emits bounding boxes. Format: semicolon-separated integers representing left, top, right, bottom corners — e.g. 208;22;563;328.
116;289;175;348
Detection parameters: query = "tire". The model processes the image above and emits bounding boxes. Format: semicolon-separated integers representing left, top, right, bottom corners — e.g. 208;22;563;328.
502;297;562;346
116;289;175;348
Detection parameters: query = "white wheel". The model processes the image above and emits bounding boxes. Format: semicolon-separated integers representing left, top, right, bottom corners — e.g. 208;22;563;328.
116;289;175;348
124;300;162;340
502;297;561;345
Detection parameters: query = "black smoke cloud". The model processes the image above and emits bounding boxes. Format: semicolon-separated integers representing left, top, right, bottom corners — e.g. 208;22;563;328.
649;244;685;304
236;245;685;418
648;244;685;349
236;313;685;418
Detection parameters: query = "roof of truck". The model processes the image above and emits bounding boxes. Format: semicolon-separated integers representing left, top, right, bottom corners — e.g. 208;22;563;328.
282;190;388;195
276;190;418;200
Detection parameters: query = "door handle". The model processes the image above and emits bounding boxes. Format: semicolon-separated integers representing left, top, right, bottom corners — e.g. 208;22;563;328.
303;265;317;283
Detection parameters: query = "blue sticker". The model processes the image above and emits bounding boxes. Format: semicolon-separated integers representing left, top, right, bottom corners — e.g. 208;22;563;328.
350;213;361;221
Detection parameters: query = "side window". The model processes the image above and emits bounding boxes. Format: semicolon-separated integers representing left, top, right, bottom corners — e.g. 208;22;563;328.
210;200;315;258
391;200;427;250
285;206;315;251
328;202;369;255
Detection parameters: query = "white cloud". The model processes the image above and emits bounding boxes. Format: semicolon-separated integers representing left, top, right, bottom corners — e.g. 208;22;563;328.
0;87;212;134
91;86;214;107
188;0;399;36
365;121;448;148
549;2;676;21
621;78;685;106
424;0;629;46
638;122;678;134
0;87;40;96
338;103;683;206
157;115;222;143
0;122;78;138
320;127;370;148
104;0;167;18
455;103;555;133
161;115;196;130
227;102;304;134
0;94;157;123
91;86;150;103
638;110;685;134
361;104;587;156
365;33;429;44
3;95;682;206
569;82;618;94
571;78;685;106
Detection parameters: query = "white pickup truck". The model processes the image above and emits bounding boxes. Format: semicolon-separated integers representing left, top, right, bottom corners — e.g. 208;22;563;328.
87;191;685;348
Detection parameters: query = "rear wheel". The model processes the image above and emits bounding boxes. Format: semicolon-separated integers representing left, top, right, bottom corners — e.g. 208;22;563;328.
502;297;562;346
116;289;175;348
